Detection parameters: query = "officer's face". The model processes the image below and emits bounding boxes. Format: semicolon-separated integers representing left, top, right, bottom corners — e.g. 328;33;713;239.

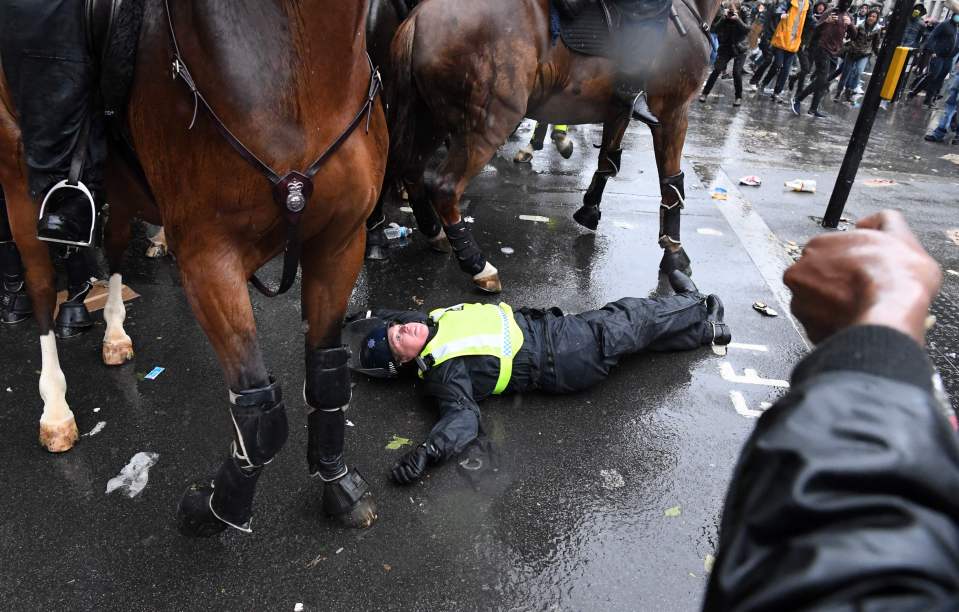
388;322;429;363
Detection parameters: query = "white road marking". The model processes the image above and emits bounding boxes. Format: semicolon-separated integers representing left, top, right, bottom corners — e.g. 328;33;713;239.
729;391;774;419
720;362;790;388
727;342;769;352
518;214;550;223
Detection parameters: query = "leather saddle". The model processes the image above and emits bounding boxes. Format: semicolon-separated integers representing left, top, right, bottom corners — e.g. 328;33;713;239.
85;0;144;118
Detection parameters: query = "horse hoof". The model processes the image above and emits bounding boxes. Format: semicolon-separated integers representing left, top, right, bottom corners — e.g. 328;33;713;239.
176;481;228;538
103;337;135;366
473;272;502;294
555;138;574;159
513;146;534;163
39;415;79;453
365;244;389;261
659;247;692;276
429;235;452;254
331;492;378;529
573;205;601;231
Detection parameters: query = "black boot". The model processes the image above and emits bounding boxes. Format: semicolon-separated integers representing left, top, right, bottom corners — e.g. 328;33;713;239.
703;294;731;346
37;183;100;246
615;83;660;126
667;270;698;295
1;275;32;325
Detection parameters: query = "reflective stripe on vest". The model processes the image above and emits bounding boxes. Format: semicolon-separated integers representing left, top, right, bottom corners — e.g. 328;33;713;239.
418;302;525;394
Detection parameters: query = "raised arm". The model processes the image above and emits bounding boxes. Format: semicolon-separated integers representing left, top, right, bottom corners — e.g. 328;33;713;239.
704;211;958;610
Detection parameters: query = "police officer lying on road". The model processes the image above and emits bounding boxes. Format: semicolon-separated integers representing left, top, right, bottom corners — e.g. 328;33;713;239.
344;271;730;485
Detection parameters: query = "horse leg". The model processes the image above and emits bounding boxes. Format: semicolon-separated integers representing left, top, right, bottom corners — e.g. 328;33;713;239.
101;203;134;365
426;133;505;293
301;229;377;529
174;250;287;537
2;176;78;450
573;112;630;230
513;121;549;163
407;175;449;254
651;108;692;276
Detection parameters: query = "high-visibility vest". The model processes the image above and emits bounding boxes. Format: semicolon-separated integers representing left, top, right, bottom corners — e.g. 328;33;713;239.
417;302;525;394
770;0;810;53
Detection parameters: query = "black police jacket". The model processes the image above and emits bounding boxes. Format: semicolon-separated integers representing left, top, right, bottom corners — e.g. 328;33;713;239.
703;325;959;610
370;309;542;460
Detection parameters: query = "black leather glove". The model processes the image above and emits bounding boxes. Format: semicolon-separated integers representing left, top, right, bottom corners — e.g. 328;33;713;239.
344;309;372;324
391;443;438;484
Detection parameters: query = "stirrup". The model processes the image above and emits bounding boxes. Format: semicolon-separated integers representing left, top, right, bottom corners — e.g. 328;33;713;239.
37;179;99;248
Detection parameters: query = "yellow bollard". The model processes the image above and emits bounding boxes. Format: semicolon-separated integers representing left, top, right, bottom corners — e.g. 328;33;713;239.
881;46;911;100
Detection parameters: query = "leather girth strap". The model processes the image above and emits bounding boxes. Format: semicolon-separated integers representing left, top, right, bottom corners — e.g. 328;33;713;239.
164;0;382;297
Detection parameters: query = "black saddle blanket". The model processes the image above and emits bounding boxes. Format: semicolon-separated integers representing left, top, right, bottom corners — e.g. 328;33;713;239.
557;0;672;58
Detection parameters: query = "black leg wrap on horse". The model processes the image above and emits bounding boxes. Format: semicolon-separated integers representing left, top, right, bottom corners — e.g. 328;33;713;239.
444;220;486;276
305;346;352;480
658;171;685;248
411;196;442;239
228;379;289;469
209;457;263;532
575;148;622;230
322;468;371;516
308;410;347;480
176;456;263;537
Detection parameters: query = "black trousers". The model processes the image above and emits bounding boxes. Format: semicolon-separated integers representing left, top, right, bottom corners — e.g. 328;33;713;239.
703;48;746;98
0;0;105;197
791;46;812;92
532;292;707;394
796;47;838;111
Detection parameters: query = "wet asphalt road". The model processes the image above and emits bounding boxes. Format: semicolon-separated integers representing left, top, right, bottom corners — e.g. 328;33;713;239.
0;81;955;610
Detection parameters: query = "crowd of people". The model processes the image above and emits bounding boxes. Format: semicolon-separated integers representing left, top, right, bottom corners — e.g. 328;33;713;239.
699;0;959;136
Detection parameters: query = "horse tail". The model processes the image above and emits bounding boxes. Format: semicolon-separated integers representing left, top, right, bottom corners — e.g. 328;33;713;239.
386;14;419;173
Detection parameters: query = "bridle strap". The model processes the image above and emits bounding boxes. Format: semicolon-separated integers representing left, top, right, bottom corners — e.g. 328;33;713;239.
164;0;382;297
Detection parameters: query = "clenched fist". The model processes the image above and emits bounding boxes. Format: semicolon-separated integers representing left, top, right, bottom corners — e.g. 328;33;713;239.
784;211;942;345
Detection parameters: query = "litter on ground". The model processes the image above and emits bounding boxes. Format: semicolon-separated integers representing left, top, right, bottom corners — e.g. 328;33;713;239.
664;505;682;518
711;187;728;200
518;214;551;223
863;178;897;187
941;153;959;165
144;366;165;380
386;435;412;450
738;175;761;186
752;302;779;317
106;452;159;498
784;179;816;193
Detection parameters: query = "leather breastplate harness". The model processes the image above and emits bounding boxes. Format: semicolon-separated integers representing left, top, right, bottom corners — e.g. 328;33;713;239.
164;0;382;297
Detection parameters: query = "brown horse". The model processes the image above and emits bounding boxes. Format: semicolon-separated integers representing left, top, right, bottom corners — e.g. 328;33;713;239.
0;0;386;535
385;0;718;292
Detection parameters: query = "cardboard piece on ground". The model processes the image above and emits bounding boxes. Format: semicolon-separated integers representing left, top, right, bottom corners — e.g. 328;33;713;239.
55;279;140;317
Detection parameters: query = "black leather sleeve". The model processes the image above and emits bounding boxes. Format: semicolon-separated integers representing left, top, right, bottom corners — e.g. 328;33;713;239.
704;326;959;611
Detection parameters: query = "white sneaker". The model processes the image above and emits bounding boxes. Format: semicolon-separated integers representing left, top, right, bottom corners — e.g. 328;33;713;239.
749;83;758;93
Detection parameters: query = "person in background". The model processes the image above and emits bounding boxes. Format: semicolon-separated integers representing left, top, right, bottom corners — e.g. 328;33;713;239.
835;8;882;102
703;210;958;610
790;0;829;94
792;0;857;118
701;1;754;105
909;12;959;108
924;61;959;144
757;0;812;102
749;0;785;87
854;2;869;26
902;2;927;47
